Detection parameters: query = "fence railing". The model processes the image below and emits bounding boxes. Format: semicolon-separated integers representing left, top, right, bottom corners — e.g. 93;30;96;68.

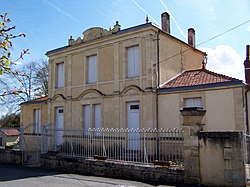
41;127;184;164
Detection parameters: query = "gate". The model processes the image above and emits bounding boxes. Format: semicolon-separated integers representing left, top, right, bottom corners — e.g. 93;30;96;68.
19;125;41;165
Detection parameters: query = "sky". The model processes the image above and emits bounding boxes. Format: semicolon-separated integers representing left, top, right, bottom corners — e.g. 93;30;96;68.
1;0;250;82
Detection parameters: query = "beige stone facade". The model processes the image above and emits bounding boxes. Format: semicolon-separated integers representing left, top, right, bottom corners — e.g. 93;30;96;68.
20;96;48;133
159;85;245;130
45;22;204;130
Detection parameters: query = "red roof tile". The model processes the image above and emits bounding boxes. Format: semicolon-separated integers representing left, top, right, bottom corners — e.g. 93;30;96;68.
21;96;48;105
1;129;20;136
161;68;240;88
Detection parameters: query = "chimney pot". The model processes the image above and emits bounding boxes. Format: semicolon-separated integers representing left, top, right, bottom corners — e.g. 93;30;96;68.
161;12;170;34
188;28;196;47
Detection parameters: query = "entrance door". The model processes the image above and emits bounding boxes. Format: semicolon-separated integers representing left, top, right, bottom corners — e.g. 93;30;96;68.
127;102;140;150
55;107;64;146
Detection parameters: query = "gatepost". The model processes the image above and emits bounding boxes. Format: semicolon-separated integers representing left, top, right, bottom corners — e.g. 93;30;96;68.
180;107;206;185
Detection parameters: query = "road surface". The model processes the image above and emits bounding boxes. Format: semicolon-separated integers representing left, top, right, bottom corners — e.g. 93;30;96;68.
0;164;161;187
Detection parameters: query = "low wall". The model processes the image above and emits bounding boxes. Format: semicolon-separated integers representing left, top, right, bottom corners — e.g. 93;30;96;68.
199;131;246;187
0;148;22;165
41;154;184;185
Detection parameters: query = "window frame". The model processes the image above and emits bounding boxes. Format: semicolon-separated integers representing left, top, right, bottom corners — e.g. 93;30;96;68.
86;55;97;84
55;62;64;88
126;45;140;78
33;109;41;134
183;97;203;109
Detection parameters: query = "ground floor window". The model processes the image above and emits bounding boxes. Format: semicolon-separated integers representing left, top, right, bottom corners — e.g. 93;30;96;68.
83;104;102;135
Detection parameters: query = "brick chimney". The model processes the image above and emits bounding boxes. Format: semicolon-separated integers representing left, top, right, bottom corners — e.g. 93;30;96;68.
244;45;250;84
161;12;170;34
188;28;196;47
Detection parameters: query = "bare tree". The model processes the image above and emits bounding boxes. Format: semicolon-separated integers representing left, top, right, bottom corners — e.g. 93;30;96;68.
0;60;48;115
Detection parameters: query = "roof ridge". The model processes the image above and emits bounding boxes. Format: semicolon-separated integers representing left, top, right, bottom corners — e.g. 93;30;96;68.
161;68;242;89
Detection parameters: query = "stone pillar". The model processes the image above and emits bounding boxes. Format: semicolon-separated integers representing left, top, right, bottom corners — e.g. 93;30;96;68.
180;107;206;185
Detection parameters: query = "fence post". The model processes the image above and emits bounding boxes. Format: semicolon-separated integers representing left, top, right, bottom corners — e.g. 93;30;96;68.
180;107;206;185
41;125;48;154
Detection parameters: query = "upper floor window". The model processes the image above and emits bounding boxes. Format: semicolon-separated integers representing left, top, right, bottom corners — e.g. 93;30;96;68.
127;45;139;78
56;63;64;88
86;55;97;83
183;97;202;108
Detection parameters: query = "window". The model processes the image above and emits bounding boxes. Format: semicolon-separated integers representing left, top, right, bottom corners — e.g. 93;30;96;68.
86;55;97;83
127;46;139;78
83;104;102;135
56;63;64;88
183;97;202;108
33;109;41;134
83;105;91;133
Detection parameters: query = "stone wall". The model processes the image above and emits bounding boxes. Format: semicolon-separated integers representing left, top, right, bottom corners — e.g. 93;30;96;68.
199;131;246;187
0;148;22;165
40;154;184;185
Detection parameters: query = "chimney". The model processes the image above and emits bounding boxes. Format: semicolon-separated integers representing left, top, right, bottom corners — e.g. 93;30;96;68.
161;12;170;34
188;28;196;47
244;45;250;84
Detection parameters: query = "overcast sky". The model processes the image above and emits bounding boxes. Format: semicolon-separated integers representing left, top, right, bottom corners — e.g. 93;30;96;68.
1;0;250;81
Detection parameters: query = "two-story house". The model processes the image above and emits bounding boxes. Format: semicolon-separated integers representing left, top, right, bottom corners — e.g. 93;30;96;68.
43;13;204;144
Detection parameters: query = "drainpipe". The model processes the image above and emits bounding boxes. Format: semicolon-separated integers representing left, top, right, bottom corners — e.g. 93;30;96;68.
245;85;249;133
156;29;161;158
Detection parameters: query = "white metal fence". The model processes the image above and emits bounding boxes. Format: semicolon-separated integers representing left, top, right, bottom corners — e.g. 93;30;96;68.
41;127;184;164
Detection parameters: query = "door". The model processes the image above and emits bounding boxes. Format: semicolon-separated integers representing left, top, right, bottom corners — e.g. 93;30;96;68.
127;102;140;150
55;107;64;146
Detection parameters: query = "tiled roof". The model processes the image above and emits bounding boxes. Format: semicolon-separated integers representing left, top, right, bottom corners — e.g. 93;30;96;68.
20;96;48;105
161;68;241;89
1;129;20;136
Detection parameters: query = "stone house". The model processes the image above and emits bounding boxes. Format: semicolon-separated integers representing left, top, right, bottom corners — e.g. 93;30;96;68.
0;128;20;148
20;12;248;146
44;12;205;144
158;67;245;130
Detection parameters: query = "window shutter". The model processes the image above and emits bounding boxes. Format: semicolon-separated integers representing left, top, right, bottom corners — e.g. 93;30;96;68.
127;46;139;77
87;55;97;83
84;105;91;133
57;63;64;88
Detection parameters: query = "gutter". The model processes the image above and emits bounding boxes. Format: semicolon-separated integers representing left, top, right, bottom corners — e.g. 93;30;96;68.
156;29;161;158
245;85;249;133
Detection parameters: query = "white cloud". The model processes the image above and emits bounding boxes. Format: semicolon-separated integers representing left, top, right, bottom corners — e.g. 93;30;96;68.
199;45;244;81
247;25;250;32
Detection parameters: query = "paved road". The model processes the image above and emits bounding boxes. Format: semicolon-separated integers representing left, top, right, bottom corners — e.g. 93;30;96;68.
0;164;196;187
0;164;180;187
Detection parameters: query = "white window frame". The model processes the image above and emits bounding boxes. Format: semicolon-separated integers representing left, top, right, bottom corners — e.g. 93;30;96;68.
183;97;202;108
86;55;97;83
56;63;64;88
127;45;140;78
33;109;41;134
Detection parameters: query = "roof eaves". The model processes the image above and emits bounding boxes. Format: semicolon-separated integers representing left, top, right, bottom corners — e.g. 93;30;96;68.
158;80;243;93
46;46;68;56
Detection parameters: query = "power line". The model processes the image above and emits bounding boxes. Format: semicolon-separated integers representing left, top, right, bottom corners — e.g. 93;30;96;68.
197;19;250;47
159;19;250;63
